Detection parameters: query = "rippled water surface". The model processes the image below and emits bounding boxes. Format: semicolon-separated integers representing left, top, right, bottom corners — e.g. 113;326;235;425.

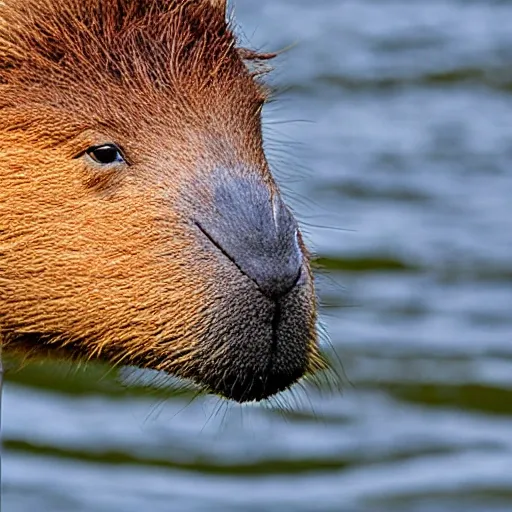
3;1;512;511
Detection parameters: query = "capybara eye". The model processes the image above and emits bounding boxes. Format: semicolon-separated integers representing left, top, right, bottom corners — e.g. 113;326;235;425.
86;144;125;165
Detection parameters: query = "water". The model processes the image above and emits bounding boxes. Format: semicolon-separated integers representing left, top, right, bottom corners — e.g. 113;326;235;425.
3;1;512;511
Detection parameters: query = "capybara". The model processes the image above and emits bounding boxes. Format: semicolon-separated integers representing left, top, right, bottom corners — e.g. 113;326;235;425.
0;0;325;402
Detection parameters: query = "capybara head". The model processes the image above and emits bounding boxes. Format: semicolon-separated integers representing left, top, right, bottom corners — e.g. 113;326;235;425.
0;0;325;402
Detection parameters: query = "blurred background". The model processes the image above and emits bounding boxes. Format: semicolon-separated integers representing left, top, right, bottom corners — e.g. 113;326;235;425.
3;0;512;511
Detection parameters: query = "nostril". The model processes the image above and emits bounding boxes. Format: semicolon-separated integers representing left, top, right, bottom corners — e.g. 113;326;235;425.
193;175;305;301
194;219;250;284
255;247;303;300
263;263;303;301
195;220;303;300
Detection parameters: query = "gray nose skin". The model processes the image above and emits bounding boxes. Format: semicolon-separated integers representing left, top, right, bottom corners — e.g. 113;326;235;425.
195;176;303;300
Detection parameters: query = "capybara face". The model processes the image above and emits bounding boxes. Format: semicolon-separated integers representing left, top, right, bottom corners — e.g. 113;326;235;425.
0;0;324;402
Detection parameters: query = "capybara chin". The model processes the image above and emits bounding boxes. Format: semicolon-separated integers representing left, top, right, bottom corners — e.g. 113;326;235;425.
0;0;324;402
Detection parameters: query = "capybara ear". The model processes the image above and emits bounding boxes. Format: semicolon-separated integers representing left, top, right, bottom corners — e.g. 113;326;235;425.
209;0;226;16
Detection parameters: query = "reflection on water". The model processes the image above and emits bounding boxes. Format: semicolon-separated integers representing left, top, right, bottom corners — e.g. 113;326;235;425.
4;1;512;511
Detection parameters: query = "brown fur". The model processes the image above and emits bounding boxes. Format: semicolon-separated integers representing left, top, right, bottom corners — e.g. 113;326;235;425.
0;0;324;402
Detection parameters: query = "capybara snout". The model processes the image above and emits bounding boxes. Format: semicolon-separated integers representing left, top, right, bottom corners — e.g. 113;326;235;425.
183;170;314;401
0;0;324;402
193;171;304;301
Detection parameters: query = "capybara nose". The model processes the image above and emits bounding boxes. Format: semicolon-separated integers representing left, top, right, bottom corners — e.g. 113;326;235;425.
195;176;303;300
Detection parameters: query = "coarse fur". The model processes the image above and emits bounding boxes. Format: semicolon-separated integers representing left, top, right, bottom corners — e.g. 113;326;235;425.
0;0;325;402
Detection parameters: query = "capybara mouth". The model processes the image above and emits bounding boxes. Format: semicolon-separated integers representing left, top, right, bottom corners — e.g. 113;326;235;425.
184;291;315;403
